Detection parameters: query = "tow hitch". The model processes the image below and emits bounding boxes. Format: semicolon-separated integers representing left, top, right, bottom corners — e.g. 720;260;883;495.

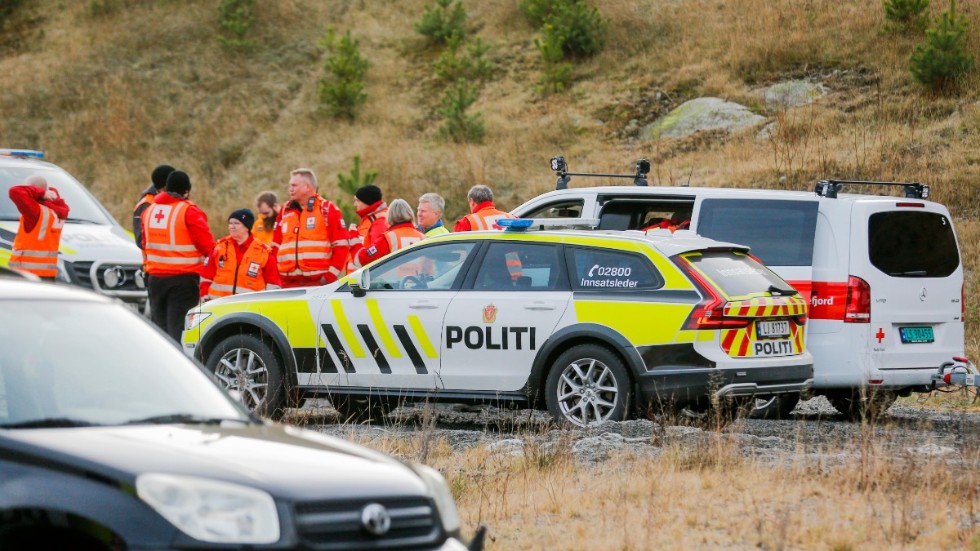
931;356;979;389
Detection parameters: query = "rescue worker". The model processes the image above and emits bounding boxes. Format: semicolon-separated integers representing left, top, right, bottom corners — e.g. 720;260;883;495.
8;175;69;280
417;192;450;237
142;170;215;341
345;184;388;273
133;164;174;249
200;208;281;300
351;199;424;268
452;184;515;232
273;168;349;288
252;190;279;245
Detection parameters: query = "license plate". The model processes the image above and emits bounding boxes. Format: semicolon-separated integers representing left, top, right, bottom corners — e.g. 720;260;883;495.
756;320;790;339
899;326;934;344
752;339;794;357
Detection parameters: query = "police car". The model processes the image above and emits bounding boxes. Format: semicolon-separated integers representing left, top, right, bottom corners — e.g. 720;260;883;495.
512;157;966;419
183;220;813;427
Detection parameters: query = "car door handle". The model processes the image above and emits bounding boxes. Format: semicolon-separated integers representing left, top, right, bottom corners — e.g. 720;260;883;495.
525;303;556;311
409;302;440;309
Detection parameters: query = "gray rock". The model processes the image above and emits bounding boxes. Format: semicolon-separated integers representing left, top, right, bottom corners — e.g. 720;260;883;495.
643;97;766;139
764;80;827;110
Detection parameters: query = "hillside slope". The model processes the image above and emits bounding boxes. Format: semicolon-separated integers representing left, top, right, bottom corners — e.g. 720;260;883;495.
1;0;979;342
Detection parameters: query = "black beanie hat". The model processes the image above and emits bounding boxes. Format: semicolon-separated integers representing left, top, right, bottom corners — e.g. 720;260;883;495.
151;164;175;190
165;170;192;195
229;208;255;231
354;184;382;205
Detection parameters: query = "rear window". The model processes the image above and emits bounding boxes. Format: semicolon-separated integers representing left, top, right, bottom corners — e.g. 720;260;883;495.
685;251;790;298
567;246;664;291
868;211;959;277
697;199;817;266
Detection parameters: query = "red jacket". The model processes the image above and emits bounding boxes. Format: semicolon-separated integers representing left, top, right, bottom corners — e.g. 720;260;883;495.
8;185;70;233
200;234;281;297
141;192;215;275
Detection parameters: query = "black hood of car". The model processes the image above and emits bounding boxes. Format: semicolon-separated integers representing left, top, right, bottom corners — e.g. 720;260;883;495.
0;423;428;502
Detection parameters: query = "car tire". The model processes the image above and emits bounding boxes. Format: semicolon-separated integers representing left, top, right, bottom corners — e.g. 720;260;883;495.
747;393;800;420
545;344;631;427
206;334;286;419
827;388;897;422
331;394;390;425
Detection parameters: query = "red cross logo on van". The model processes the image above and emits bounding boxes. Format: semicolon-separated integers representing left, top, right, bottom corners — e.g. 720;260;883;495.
875;328;885;343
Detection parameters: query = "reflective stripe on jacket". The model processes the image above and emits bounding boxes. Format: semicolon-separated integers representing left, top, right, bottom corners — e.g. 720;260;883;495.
463;207;515;231
208;237;273;297
10;203;63;278
143;201;206;275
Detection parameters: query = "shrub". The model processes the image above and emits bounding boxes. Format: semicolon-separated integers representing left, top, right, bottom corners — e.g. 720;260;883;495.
535;25;572;94
910;0;975;93
217;0;255;52
519;0;562;26
883;0;930;30
437;79;485;143
319;29;370;121
415;0;466;45
0;0;24;31
434;35;493;84
545;0;606;58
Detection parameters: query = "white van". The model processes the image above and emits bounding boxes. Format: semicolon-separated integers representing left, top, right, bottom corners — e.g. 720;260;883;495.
512;159;964;419
0;150;147;310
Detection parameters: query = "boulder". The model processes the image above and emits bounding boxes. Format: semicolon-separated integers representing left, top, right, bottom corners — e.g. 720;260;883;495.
643;97;766;139
764;79;827;110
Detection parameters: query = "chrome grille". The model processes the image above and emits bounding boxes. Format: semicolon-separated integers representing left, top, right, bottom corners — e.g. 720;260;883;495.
294;497;442;550
67;261;147;297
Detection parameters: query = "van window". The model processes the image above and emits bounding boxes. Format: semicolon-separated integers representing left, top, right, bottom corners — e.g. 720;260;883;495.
520;199;584;219
685;251;790;298
697;199;817;266
868;211;959;278
567;246;664;291
597;197;695;231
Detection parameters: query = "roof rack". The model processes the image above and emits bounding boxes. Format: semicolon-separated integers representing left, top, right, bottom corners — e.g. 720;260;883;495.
0;149;44;159
814;179;929;199
550;155;650;190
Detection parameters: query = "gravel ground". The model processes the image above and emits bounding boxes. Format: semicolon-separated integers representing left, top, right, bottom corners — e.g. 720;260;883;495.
299;396;980;466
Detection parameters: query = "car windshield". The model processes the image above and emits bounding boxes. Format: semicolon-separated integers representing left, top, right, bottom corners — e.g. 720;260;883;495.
0;165;114;225
0;298;249;428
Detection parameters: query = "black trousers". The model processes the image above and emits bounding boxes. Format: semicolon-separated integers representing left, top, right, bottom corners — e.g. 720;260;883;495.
148;273;200;343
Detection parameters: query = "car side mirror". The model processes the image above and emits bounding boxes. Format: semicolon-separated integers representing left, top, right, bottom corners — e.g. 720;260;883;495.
350;269;370;298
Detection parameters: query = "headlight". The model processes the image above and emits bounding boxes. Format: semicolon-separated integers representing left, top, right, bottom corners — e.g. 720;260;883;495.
185;309;212;330
136;473;280;544
413;464;460;533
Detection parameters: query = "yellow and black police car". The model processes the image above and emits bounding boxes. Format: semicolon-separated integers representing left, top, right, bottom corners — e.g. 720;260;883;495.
182;219;813;427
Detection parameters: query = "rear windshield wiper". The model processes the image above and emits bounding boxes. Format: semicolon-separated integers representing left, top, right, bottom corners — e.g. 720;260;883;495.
123;413;250;426
768;284;799;296
0;417;101;429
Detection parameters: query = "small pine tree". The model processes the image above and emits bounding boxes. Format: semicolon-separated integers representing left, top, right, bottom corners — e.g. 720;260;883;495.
545;0;606;58
415;0;467;45
910;0;975;93
434;35;493;84
336;156;378;223
535;24;572;94
883;0;930;30
0;0;25;31
437;79;485;143
319;29;370;120
217;0;255;52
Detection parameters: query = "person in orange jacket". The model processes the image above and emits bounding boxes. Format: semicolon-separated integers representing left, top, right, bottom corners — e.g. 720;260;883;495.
252;190;279;245
351;199;423;268
272;168;349;288
141;171;215;341
345;184;388;273
133;164;174;249
201;209;281;301
8;175;70;280
453;185;515;231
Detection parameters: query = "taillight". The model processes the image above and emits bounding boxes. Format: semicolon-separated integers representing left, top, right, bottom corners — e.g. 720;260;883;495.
672;256;749;330
793;314;807;326
844;275;871;323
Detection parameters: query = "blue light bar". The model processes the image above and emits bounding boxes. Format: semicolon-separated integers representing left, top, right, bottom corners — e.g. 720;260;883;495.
0;149;44;159
496;218;534;231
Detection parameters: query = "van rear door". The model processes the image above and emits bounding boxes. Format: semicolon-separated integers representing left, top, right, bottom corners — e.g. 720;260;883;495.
850;201;964;374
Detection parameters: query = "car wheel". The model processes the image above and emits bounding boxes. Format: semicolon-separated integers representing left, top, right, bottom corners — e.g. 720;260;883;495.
827;388;897;422
545;344;631;427
206;334;285;418
331;394;390;424
747;393;800;420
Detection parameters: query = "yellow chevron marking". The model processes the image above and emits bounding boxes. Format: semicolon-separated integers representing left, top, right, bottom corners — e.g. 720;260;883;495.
366;299;402;358
330;300;365;358
408;315;438;358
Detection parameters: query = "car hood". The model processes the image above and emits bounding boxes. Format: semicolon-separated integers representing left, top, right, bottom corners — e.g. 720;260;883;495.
0;423;428;502
0;220;142;263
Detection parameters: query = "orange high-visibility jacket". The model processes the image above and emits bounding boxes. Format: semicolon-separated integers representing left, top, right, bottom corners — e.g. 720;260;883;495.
277;196;332;277
143;201;206;275
207;237;274;297
462;207;515;231
10;203;64;278
252;221;275;245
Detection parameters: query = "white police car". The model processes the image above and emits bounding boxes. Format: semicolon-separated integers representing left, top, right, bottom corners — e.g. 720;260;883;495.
183;220;813;427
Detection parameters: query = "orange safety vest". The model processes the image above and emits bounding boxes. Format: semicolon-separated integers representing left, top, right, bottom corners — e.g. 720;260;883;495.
463;207;515;231
10;203;64;278
346;206;387;273
252;223;274;244
134;192;155;215
208;237;273;297
388;225;425;277
278;196;332;277
143;201;206;275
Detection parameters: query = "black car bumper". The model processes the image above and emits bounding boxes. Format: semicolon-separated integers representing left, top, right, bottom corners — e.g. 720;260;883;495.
636;363;814;410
